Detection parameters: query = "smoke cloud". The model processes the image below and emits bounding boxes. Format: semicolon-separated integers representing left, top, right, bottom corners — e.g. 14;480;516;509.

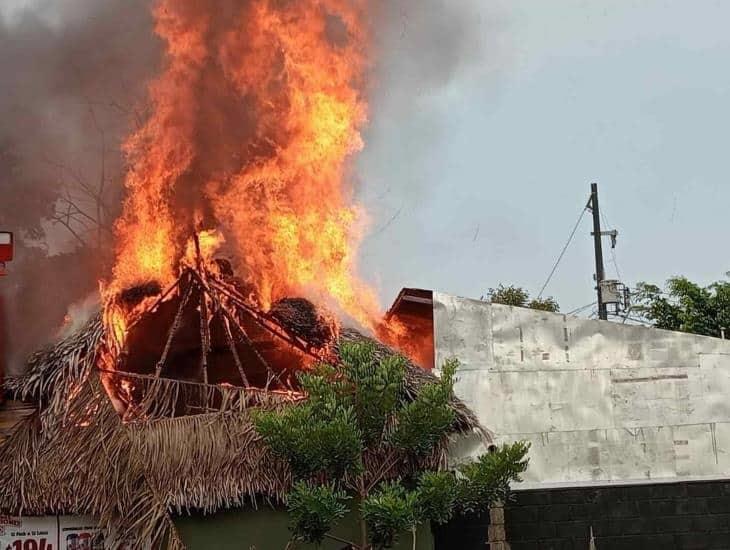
0;0;158;375
0;0;495;375
362;0;505;189
359;0;508;298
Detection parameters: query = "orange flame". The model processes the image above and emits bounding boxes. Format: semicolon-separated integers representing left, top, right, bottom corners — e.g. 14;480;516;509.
110;0;381;330
182;229;225;269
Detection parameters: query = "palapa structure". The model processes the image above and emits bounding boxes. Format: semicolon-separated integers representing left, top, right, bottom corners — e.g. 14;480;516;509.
0;264;486;549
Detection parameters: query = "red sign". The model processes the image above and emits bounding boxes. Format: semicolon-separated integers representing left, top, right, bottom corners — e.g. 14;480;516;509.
0;516;57;550
0;232;12;263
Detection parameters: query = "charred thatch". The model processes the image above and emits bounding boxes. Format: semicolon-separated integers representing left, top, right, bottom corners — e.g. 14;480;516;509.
269;297;337;349
212;258;234;277
0;269;488;550
119;281;163;306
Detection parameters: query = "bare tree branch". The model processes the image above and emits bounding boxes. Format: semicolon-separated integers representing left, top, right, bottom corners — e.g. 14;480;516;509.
49;215;87;247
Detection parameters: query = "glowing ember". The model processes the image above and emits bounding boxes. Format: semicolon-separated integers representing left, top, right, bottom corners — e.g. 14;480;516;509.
109;0;381;331
104;304;128;351
119;379;135;403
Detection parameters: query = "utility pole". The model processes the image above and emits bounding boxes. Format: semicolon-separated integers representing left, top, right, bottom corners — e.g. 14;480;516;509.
588;183;608;320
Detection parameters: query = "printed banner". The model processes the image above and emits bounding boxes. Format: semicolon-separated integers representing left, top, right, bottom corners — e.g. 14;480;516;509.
57;517;102;550
0;516;59;550
1;516;148;550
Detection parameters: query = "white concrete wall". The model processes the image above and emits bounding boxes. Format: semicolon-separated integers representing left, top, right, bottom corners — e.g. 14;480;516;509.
433;292;730;488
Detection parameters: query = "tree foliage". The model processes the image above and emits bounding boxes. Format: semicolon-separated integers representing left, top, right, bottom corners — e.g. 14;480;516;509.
390;360;456;454
527;296;561;312
633;276;730;337
361;482;419;548
287;483;350;545
457;443;533;513
487;284;559;313
414;471;459;526
254;342;530;549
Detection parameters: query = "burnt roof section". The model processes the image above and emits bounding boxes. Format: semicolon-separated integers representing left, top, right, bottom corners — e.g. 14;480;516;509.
386;288;433;321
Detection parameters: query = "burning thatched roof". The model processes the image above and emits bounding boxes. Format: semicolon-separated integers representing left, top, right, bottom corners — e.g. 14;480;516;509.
0;269;487;549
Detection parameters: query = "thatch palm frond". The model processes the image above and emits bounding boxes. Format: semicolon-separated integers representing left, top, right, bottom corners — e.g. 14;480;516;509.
0;276;488;549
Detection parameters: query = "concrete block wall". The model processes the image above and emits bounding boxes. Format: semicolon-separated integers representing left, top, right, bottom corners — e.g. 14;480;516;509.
432;510;491;549
505;481;730;549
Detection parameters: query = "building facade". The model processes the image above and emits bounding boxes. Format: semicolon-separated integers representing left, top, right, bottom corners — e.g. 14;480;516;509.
390;290;730;549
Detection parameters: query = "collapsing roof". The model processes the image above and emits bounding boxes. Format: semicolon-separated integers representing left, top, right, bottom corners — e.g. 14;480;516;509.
0;271;485;549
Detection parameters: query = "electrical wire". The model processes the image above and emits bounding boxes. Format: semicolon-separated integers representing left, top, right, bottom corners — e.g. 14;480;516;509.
537;205;588;299
567;301;597;316
600;209;623;281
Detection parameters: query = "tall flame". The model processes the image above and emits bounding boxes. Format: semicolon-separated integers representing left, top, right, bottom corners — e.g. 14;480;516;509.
111;0;381;328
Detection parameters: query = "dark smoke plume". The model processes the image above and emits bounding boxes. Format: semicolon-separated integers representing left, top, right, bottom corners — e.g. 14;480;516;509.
364;0;505;182
0;0;158;375
0;0;491;376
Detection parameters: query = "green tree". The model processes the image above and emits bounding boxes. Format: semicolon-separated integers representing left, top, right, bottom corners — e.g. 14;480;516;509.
633;275;730;337
487;284;560;313
254;342;530;549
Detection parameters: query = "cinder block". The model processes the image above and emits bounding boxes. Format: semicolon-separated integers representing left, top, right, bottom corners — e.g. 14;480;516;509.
686;482;718;498
638;499;674;517
675;498;709;516
555;520;589;540
550;489;585;504
707;496;730;514
507;506;539;524
514;491;552;506
539;504;572;522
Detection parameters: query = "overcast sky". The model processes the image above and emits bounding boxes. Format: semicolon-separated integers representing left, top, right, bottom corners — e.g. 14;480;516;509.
4;0;729;316
359;0;730;313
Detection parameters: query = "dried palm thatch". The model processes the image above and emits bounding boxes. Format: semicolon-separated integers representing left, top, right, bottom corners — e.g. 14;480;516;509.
0;365;303;548
0;273;487;549
5;314;105;409
0;373;186;550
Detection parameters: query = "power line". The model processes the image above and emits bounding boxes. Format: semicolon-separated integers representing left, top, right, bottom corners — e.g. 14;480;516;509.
538;205;589;299
599;209;623;281
567;301;597;316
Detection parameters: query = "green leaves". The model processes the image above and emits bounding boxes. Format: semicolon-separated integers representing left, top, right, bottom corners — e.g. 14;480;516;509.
634;276;730;337
457;442;531;512
361;482;419;549
488;284;560;313
254;399;363;480
348;349;406;444
527;296;560;312
361;441;529;549
287;482;349;544
390;359;457;454
254;341;531;548
415;471;459;525
488;284;530;307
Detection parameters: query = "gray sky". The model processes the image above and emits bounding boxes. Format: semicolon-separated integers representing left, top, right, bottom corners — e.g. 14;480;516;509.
3;0;729;316
358;0;730;313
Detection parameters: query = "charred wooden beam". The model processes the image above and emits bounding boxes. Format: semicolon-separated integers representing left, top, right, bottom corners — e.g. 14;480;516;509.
208;278;322;360
155;281;193;378
221;314;250;388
